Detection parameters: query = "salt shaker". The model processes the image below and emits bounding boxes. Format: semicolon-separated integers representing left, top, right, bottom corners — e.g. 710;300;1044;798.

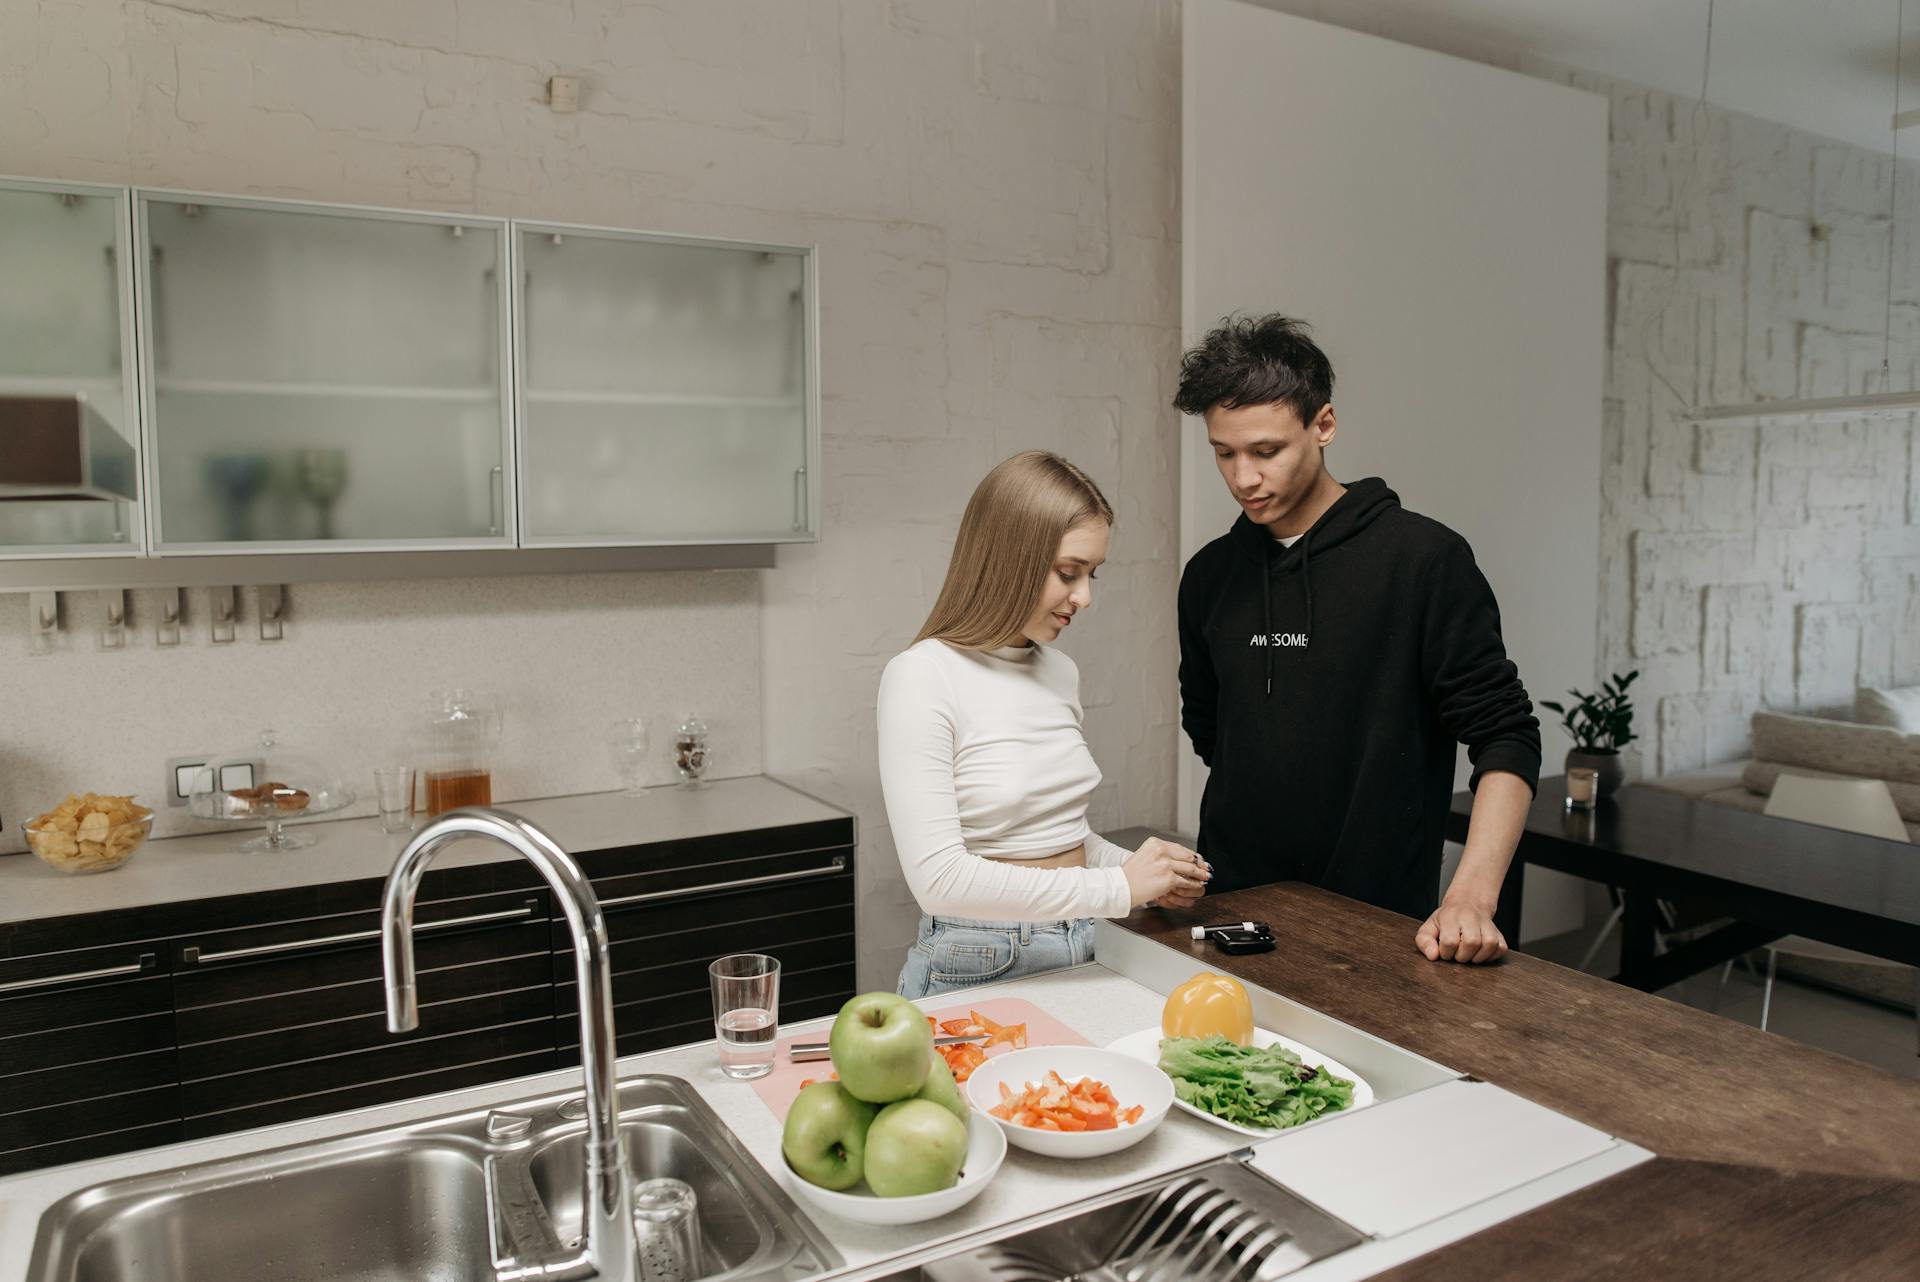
674;715;711;790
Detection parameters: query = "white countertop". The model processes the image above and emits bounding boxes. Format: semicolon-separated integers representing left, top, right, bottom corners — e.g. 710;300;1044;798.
0;775;849;925
0;963;1241;1280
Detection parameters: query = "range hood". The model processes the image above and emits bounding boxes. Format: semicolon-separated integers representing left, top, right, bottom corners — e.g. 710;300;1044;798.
0;394;139;502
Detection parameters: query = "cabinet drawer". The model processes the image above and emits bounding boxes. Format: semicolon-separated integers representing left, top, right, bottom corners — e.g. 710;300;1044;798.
0;939;165;997
184;1049;555;1140
0;1084;180;1154
583;843;851;911
0;956;180;1177
0;966;171;1043
179;948;553;1045
5;1046;178;1113
174;891;545;986
181;1019;554;1123
181;982;555;1079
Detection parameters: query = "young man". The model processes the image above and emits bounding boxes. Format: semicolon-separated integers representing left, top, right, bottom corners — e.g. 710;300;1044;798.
1174;315;1539;964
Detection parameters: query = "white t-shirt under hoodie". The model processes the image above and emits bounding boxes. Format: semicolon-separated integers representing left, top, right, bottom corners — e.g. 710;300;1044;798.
876;637;1134;922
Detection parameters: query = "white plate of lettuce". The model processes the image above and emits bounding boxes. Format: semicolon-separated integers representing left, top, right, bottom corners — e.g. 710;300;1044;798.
1105;1026;1375;1137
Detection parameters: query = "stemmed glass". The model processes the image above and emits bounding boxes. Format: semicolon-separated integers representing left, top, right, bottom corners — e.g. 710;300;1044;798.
609;717;650;796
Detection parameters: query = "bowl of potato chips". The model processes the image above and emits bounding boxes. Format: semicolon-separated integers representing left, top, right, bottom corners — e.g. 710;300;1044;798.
23;793;154;875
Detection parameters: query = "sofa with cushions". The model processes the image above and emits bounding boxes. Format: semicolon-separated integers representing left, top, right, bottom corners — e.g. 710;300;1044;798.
1646;686;1920;843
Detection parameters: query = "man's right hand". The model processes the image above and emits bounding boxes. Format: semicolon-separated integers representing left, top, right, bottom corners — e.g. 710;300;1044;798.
1122;837;1210;909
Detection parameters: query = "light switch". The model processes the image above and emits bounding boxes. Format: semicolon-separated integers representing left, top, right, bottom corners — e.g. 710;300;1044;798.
166;756;220;807
218;763;256;792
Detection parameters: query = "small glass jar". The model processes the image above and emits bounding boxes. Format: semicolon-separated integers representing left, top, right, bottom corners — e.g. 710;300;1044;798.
673;715;711;790
1565;766;1599;812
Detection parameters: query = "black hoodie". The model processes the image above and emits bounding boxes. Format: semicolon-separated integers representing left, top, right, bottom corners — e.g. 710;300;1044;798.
1177;478;1541;920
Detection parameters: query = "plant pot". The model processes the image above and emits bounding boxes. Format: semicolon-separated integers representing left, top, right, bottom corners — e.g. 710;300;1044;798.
1565;749;1625;799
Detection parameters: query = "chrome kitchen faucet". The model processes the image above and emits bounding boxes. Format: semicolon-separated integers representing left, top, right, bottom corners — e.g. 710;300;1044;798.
381;807;639;1282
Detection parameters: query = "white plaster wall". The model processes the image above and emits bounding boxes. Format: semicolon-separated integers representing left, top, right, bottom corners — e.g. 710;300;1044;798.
0;1;1184;990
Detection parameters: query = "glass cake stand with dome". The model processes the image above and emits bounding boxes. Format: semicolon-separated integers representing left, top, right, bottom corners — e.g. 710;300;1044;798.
188;729;355;851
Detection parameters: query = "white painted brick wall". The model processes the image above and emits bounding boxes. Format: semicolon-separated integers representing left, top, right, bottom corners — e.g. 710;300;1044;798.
1581;76;1920;776
0;0;1182;993
5;0;1906;978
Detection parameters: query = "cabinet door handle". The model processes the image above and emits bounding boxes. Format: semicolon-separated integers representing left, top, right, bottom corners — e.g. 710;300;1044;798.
792;465;808;533
488;464;505;537
179;899;539;968
599;855;846;911
0;952;156;995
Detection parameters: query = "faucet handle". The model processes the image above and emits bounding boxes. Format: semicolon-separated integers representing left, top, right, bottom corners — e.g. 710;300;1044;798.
487;1111;534;1141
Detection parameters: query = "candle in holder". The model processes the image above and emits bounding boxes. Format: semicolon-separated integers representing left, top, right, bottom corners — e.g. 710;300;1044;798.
1565;766;1599;811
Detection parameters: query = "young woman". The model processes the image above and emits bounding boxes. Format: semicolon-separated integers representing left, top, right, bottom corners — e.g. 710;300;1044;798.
879;451;1211;999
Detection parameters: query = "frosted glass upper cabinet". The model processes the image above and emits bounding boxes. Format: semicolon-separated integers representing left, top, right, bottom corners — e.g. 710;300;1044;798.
0;178;142;557
136;193;513;552
514;224;816;545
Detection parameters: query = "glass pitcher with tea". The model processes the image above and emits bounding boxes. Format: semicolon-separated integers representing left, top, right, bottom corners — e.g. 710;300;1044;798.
423;689;503;817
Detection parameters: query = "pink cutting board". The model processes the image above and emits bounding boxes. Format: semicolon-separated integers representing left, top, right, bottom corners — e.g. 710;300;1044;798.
751;996;1091;1122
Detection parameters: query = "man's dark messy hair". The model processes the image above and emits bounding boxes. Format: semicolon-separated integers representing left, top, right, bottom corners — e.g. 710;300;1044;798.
1172;314;1334;427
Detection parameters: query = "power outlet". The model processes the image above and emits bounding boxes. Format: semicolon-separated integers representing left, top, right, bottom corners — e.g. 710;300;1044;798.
165;755;264;807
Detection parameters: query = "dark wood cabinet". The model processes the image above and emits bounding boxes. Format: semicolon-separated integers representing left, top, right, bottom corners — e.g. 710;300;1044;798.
553;837;858;1061
172;887;555;1140
0;924;179;1176
0;806;856;1174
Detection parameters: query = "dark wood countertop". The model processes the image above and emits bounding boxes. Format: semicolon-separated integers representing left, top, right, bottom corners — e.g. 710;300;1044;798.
1118;883;1920;1275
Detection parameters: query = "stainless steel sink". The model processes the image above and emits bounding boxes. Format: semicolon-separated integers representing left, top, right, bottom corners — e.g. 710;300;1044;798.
26;1076;840;1282
869;1157;1362;1282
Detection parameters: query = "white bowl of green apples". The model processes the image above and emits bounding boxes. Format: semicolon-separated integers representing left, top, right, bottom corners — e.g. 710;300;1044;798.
779;992;1008;1226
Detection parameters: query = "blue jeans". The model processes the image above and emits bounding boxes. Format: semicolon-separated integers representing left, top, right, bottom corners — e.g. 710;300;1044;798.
895;914;1096;1000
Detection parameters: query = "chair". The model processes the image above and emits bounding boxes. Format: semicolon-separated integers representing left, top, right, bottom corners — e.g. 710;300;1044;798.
1725;774;1917;1051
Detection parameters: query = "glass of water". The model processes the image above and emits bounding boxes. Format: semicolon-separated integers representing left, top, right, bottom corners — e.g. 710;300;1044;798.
709;953;779;1080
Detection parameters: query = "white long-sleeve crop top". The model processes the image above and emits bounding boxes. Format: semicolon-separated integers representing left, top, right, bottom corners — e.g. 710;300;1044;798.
875;637;1134;921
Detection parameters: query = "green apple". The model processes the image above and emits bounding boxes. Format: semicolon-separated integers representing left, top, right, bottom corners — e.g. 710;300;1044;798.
828;992;935;1104
914;1054;969;1123
864;1099;970;1197
781;1082;877;1192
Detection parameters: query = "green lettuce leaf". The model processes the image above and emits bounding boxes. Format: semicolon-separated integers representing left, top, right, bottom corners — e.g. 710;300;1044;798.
1157;1034;1354;1130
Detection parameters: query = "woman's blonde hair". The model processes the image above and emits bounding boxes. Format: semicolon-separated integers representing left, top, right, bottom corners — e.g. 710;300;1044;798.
915;451;1114;649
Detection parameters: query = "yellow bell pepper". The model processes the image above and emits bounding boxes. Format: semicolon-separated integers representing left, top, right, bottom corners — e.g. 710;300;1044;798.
1162;972;1254;1045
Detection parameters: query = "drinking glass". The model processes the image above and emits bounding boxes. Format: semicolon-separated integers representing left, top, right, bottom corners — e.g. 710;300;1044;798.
709;954;779;1080
610;717;650;796
632;1177;705;1282
372;765;416;834
1565;766;1599;812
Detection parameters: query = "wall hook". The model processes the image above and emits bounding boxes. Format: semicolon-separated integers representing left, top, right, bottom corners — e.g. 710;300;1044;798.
259;584;286;642
101;589;127;650
157;588;182;648
210;586;236;645
28;591;59;655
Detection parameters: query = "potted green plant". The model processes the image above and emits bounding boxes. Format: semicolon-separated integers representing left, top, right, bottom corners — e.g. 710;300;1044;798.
1541;670;1638;799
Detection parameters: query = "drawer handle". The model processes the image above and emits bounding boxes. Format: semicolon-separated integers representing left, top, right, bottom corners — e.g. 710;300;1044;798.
180;899;539;968
599;855;846;910
0;952;156;995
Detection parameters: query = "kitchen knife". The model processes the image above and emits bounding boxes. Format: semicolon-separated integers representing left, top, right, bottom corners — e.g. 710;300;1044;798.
788;1032;989;1063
